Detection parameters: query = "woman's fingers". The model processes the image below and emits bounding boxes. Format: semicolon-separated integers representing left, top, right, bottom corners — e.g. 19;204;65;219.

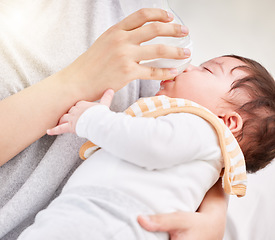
136;45;191;62
137;65;178;80
118;8;174;31
137;212;195;232
130;23;189;44
68;8;192;96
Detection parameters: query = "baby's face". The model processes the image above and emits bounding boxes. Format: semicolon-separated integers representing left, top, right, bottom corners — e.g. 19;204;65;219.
156;56;248;115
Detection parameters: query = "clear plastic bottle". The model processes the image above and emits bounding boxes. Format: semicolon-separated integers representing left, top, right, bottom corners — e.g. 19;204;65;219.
119;0;193;75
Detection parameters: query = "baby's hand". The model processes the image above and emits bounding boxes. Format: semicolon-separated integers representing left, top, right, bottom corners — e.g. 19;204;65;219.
47;89;114;135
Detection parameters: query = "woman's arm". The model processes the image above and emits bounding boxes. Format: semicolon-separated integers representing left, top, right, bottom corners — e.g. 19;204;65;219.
138;179;228;240
0;8;190;166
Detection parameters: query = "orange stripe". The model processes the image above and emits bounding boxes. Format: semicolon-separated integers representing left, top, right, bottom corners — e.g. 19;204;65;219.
184;99;193;106
232;184;246;197
225;134;235;145
233;172;247;182
79;141;98;160
169;98;178;108
229;159;245;173
229;146;241;159
137;98;149;115
153;97;164;110
124;107;136;117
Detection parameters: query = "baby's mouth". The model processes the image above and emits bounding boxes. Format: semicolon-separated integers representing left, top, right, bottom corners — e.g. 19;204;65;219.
159;78;175;90
161;78;175;84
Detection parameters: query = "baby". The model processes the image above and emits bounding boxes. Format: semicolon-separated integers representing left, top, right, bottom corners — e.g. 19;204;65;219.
18;55;275;240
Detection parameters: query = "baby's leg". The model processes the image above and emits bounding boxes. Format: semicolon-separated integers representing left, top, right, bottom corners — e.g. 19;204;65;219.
17;192;110;240
17;186;168;240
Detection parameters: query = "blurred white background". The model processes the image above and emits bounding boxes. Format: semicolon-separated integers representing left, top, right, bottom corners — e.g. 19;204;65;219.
168;1;275;240
169;0;275;76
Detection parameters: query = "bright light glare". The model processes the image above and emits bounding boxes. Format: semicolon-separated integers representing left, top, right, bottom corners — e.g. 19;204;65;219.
8;11;25;30
0;3;35;34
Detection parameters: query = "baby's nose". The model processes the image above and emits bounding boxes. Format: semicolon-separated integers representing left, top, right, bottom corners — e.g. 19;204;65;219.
184;64;196;72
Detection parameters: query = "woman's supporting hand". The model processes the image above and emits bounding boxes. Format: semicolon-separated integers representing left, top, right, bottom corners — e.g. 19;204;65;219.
138;179;227;240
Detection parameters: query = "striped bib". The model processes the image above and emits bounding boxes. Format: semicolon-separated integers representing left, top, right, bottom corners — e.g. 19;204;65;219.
79;95;247;197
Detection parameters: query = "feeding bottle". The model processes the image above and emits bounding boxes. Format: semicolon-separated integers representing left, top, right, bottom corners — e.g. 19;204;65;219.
119;0;193;75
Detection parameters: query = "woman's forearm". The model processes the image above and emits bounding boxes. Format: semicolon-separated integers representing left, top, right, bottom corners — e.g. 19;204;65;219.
197;178;228;238
198;178;228;215
0;71;84;166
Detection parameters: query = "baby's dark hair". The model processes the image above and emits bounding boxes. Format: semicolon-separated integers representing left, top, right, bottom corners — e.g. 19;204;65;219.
223;54;275;173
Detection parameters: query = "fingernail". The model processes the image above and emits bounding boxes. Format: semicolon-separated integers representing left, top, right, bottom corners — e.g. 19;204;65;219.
167;11;174;20
184;48;191;56
181;25;189;35
140;215;159;229
141;215;151;222
170;68;178;75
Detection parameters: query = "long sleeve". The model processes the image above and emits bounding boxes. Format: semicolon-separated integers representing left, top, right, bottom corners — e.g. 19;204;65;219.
76;105;221;170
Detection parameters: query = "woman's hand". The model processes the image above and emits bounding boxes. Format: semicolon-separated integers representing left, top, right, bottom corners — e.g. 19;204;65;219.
138;211;224;240
138;179;227;240
47;89;115;135
64;8;190;101
138;212;209;240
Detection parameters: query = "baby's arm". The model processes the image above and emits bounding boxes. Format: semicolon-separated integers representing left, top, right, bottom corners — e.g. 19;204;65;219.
48;90;221;170
47;89;115;136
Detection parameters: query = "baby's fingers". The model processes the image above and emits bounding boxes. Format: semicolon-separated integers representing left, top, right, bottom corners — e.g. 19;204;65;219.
47;123;70;135
100;89;115;107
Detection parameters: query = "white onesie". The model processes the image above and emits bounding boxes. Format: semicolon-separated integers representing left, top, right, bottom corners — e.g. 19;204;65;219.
68;99;224;213
18;97;223;240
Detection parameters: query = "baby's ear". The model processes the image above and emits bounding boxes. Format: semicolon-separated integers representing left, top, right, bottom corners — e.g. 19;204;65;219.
219;112;243;133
